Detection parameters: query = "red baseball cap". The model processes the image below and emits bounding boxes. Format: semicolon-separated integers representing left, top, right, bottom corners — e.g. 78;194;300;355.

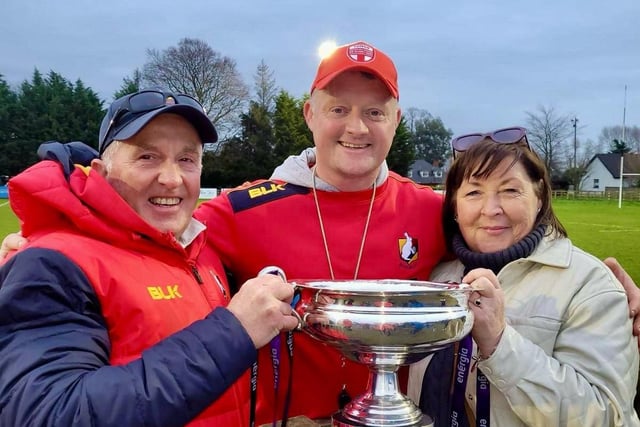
310;41;399;99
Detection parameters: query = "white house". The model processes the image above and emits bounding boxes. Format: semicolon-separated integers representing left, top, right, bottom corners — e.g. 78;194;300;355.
580;153;640;191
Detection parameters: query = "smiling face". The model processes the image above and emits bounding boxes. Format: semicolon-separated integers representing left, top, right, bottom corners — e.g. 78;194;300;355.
93;113;203;237
303;71;401;191
455;157;542;253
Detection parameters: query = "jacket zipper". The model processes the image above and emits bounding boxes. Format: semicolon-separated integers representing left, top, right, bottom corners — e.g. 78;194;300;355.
190;264;228;302
190;265;204;284
210;271;228;301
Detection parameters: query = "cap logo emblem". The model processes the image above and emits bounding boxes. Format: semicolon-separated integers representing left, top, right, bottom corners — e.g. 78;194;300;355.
347;42;375;63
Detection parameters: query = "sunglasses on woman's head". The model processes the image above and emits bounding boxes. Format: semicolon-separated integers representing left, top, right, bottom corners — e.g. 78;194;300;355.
451;127;529;158
100;89;206;149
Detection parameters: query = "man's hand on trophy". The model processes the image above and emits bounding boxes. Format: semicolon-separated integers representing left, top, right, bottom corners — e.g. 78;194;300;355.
227;274;298;349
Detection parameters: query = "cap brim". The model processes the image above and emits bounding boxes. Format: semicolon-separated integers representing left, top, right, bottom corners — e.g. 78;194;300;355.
113;104;218;144
314;65;398;99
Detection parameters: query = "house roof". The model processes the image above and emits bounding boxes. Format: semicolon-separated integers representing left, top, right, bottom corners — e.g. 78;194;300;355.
408;159;446;185
410;159;431;170
589;153;640;178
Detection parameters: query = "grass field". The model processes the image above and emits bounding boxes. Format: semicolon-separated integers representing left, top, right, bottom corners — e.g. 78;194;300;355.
552;199;640;283
1;198;639;282
0;200;19;241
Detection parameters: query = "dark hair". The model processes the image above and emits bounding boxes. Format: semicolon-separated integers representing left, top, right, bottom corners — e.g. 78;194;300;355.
442;138;567;250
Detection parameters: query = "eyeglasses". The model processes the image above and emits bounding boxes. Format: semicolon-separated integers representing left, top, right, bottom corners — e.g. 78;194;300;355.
451;126;529;158
100;89;206;149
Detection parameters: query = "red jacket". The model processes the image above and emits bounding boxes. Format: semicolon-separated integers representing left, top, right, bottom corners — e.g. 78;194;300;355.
1;160;254;426
196;173;447;424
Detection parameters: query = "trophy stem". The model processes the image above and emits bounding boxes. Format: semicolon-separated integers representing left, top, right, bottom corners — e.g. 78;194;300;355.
333;365;433;427
370;365;399;398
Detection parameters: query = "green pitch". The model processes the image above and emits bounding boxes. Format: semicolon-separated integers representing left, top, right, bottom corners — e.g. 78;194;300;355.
552;199;640;283
1;198;639;283
0;201;19;240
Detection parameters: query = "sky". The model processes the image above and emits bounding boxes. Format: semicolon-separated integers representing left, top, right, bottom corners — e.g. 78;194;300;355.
1;0;639;148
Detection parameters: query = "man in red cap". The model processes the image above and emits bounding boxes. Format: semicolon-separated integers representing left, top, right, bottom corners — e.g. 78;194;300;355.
197;40;448;425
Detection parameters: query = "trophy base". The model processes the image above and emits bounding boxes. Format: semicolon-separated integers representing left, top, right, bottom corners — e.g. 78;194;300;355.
331;411;434;427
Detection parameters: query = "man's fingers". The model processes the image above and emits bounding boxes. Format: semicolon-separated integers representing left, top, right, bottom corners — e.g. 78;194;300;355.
634;316;640;337
282;314;300;331
266;279;294;302
604;257;640;319
0;232;26;259
604;257;634;290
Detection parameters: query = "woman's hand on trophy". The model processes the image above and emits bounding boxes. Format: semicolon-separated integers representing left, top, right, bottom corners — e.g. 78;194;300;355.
463;268;506;360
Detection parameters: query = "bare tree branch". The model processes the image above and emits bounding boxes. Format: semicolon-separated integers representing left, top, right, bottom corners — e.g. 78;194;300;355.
142;38;249;140
599;125;640;153
525;105;573;176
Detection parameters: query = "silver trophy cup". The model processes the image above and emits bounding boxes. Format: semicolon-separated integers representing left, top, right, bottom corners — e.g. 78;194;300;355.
291;279;473;427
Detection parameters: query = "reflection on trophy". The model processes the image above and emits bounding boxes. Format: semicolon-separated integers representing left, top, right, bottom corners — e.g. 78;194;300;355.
291;279;473;427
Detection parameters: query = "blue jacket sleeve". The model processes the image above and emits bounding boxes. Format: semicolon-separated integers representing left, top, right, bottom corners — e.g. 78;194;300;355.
0;248;256;427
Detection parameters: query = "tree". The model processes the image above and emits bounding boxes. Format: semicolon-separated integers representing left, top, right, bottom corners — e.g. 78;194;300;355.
68;79;104;146
525;105;573;178
0;75;19;176
562;165;587;191
563;138;601;190
404;108;452;164
0;75;18;144
610;139;632;154
253;60;278;113
113;69;143;100
202;90;313;188
241;101;277;179
212;101;276;187
272;91;312;161
0;70;103;175
142;38;249;139
387;117;415;175
599;126;640;153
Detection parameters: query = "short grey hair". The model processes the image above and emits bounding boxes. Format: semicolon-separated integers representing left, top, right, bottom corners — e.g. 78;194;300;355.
100;140;122;174
100;139;204;174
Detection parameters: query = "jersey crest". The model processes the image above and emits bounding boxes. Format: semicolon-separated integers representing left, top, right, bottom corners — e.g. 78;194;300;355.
398;232;419;264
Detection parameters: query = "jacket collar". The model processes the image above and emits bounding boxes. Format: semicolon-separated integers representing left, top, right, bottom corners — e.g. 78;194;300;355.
526;233;572;269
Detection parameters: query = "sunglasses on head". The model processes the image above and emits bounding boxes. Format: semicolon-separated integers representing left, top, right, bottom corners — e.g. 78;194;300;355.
100;89;206;148
451;127;529;158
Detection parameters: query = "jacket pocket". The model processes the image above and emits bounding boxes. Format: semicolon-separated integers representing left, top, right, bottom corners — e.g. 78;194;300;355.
506;315;561;355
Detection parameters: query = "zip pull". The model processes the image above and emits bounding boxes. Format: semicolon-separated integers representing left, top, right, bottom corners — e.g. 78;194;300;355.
190;265;204;284
210;270;228;301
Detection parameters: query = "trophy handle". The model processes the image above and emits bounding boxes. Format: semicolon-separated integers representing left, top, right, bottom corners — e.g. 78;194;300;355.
289;304;305;330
